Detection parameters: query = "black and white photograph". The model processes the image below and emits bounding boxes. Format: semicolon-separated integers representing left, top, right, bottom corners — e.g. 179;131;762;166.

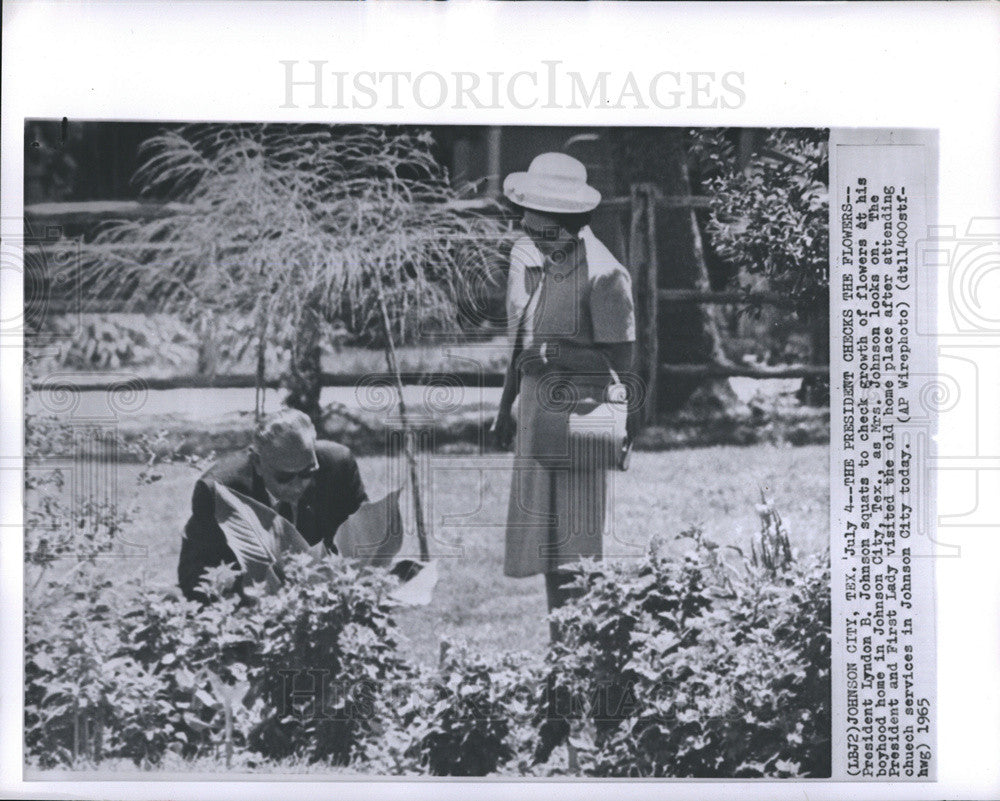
3;2;998;799
21;121;833;777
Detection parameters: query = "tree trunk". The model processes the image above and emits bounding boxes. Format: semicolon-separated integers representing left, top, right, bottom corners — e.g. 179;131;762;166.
195;314;219;378
627;184;659;426
655;131;737;415
284;297;324;425
797;314;831;406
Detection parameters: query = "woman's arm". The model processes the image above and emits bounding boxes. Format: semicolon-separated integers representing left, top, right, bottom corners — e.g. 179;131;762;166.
492;344;520;450
597;341;634;379
597;341;638;444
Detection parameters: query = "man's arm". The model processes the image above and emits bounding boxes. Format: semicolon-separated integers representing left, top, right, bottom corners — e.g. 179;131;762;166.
178;478;236;602
323;450;368;552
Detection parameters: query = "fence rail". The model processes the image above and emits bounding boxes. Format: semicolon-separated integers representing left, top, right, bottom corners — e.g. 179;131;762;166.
23;195;713;225
658;288;797;308
25;193;824;409
30;362;826;394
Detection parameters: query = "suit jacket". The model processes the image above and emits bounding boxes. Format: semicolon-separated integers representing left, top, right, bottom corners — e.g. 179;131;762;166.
178;440;368;601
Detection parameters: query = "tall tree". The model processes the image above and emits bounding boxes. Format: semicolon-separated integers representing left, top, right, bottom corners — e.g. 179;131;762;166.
608;128;738;415
693;128;830;404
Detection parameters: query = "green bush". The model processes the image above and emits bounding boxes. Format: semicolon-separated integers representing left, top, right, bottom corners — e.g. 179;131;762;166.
542;511;830;777
25;377;829;777
692;128;829;324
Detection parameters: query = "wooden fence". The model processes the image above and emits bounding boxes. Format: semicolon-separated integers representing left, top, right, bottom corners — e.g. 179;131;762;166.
25;197;827;405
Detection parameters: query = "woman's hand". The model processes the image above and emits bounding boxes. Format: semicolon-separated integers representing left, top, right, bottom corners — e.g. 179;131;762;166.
491;406;516;451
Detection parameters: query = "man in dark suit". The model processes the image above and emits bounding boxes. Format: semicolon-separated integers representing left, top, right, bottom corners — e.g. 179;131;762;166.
178;408;368;602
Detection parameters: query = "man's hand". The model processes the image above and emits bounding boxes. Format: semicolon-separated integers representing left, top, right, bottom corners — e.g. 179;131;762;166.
491;407;516;451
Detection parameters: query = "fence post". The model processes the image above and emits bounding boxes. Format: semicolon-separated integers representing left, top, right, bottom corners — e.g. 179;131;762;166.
628;183;659;425
655;130;737;414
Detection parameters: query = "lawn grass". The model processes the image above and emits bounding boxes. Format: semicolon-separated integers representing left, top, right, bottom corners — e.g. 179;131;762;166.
44;444;828;666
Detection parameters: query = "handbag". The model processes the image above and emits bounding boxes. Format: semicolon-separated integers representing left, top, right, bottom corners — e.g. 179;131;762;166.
565;354;631;472
511;275;631;471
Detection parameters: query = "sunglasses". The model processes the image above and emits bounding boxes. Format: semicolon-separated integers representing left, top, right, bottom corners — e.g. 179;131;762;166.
271;464;318;484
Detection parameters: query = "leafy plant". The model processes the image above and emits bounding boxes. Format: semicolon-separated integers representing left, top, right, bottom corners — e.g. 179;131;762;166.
72;123;507;563
74;125;504;410
692;128;829;322
542;515;831;777
691;128;830;403
355;643;540;776
24;364;830;777
35;314;195;372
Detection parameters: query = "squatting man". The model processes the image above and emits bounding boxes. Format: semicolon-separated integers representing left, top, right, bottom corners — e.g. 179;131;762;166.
177;408;367;602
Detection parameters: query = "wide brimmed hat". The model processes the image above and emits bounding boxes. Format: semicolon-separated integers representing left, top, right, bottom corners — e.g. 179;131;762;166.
503;152;601;214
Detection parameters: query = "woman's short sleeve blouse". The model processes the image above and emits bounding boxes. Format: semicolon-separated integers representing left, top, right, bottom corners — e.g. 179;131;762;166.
526;227;636;348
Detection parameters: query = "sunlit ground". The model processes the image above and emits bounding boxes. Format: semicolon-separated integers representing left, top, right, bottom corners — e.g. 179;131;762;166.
46;444;828;665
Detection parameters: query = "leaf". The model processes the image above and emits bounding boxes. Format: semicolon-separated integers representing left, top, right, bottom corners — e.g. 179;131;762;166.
31;651;55;673
184;712;213;732
333;487;404;567
205;669;227;701
212;484;286;586
175;668;196;690
229;681;251;707
195;688;219;709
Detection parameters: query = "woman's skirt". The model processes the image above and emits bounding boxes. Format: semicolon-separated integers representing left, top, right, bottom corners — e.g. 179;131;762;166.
503;370;622;578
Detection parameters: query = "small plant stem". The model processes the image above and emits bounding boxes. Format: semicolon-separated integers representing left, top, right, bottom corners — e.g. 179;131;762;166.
254;302;268;425
223;702;233;769
374;284;430;563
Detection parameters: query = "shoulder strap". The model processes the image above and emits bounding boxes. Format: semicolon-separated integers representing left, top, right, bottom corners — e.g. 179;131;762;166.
511;269;544;359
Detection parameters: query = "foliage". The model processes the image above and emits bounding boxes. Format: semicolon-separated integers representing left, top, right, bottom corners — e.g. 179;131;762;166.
24;363;829;775
355;644;541;776
33;314;196;372
25;120;82;203
542;508;831;778
24;472;831;776
25;552;416;768
691;128;830;325
71;124;505;418
24;358;409;768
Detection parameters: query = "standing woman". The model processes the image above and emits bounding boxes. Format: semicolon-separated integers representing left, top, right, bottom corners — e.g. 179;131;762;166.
494;153;636;637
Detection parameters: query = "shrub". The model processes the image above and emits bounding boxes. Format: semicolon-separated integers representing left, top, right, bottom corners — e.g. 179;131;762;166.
247;555;413;764
34;314;196;372
354;643;542;777
691;128;830;404
25;555;414;768
692;128;829;325
25;371;829;777
542;508;830;778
